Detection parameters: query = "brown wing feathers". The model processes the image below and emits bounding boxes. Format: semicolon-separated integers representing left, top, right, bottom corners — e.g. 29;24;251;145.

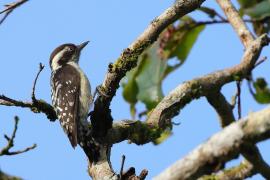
51;64;80;148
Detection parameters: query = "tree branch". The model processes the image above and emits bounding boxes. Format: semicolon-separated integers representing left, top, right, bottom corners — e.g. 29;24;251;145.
206;91;234;127
0;116;36;156
91;0;206;137
32;63;45;102
154;106;270;180
207;92;270;178
87;1;207;179
210;1;270;178
215;0;254;47
105;120;161;145
147;34;269;128
0;64;57;121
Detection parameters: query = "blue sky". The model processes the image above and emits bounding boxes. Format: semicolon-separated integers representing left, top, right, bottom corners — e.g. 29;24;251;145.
0;0;269;179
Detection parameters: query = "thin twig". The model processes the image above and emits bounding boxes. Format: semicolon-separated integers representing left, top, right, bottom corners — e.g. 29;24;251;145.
0;12;10;25
247;78;256;99
255;56;267;68
10;116;19;142
188;19;255;29
198;6;226;21
120;155;126;179
0;0;28;25
215;13;226;21
236;81;242;120
32;63;45;102
0;0;28;14
5;144;37;155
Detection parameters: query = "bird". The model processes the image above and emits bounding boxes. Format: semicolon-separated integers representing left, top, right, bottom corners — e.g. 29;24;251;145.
49;41;92;148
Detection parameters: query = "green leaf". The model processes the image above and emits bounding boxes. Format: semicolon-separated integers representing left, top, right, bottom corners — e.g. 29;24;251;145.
244;0;270;19
161;17;205;62
238;0;259;9
122;16;205;116
253;78;270;104
122;69;138;105
173;24;205;61
122;44;167;113
237;0;264;16
122;55;146;117
238;0;270;35
136;44;167;110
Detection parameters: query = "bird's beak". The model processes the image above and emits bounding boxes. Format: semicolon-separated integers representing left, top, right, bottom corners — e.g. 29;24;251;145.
77;41;89;51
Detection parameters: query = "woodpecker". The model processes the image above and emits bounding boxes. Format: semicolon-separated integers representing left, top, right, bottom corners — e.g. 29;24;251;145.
49;41;92;148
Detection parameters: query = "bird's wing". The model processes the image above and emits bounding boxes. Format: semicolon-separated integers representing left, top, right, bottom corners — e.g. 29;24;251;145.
51;64;80;148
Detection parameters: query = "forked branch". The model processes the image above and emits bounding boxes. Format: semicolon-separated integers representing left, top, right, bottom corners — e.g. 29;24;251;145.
91;0;206;137
0;0;28;25
0;116;36;156
147;34;269;128
154;107;270;179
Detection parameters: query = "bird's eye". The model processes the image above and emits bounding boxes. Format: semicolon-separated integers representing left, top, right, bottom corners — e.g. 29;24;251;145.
67;47;74;52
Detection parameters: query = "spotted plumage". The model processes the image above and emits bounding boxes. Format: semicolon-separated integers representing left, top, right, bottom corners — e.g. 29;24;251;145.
49;42;92;148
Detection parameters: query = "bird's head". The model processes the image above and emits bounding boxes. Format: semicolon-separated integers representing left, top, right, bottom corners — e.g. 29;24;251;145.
49;41;89;70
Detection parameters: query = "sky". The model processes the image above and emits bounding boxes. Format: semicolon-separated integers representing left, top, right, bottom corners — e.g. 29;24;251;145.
0;0;269;179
